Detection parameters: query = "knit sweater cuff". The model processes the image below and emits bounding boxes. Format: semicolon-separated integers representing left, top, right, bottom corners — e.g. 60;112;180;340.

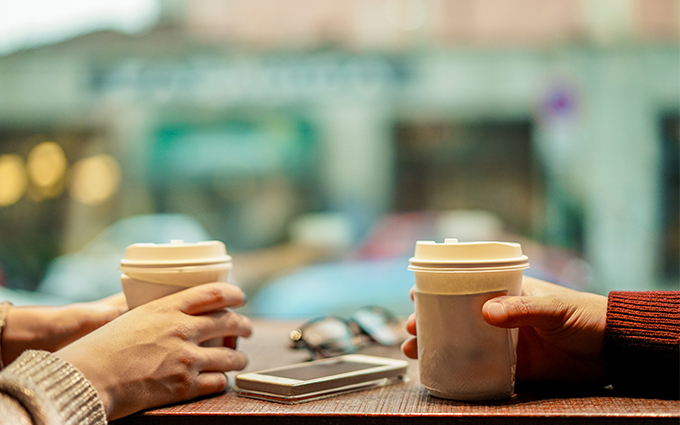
605;291;680;398
0;350;107;425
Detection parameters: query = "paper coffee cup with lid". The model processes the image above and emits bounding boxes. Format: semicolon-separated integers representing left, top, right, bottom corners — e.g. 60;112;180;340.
120;239;232;309
408;238;529;400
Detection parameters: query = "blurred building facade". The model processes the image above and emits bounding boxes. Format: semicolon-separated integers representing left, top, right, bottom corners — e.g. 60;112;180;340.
0;0;678;293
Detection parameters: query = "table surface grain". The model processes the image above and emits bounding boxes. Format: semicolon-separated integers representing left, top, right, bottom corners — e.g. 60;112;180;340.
114;320;680;425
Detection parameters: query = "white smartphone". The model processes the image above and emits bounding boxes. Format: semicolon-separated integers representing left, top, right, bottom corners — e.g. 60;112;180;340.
235;354;409;404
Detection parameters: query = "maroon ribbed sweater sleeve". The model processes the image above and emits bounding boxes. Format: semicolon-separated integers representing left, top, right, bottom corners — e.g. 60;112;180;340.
604;291;680;398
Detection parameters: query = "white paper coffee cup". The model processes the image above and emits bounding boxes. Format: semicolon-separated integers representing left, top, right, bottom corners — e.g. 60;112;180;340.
120;240;232;309
408;238;529;400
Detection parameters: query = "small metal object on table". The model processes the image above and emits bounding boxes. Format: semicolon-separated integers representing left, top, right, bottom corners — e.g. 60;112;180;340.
114;320;680;425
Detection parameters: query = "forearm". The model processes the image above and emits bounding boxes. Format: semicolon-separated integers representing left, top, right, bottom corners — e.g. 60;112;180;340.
0;300;125;367
0;350;107;425
605;291;680;398
1;306;58;366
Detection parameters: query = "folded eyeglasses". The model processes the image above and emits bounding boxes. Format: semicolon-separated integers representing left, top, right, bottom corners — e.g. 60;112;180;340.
289;306;402;359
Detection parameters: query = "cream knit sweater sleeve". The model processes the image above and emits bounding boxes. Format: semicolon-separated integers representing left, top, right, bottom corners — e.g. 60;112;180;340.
0;303;107;425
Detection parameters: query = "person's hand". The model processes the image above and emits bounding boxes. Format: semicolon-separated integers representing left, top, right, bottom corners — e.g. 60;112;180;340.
401;276;608;384
55;282;252;420
2;293;128;365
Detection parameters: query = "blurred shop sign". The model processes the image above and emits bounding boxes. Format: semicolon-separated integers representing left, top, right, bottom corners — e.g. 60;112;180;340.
89;55;408;105
148;119;315;184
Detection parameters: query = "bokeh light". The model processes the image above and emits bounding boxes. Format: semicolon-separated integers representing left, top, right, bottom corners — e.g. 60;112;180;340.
69;154;121;206
0;154;28;207
27;141;67;197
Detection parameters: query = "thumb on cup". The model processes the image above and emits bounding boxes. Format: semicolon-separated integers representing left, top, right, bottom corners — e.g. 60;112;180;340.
482;295;566;331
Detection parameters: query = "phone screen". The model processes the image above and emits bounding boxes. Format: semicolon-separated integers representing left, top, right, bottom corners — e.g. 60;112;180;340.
264;360;378;381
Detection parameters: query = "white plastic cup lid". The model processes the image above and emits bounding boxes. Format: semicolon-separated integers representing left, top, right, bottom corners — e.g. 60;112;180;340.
408;238;529;270
120;240;232;268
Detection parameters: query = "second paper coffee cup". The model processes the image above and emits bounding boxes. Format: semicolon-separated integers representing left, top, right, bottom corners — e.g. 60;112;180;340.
408;238;529;400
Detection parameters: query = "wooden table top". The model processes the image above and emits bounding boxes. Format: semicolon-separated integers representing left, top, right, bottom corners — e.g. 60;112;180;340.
114;319;680;425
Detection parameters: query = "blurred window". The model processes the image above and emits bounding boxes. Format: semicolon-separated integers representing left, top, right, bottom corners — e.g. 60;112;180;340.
660;114;679;285
394;121;544;237
146;118;317;250
0;130;96;290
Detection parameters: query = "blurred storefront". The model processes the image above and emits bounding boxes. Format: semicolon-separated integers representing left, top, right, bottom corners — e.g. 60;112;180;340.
0;0;677;302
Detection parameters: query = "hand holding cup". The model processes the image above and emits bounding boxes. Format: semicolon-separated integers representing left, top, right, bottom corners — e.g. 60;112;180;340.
56;282;252;420
119;240;236;347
